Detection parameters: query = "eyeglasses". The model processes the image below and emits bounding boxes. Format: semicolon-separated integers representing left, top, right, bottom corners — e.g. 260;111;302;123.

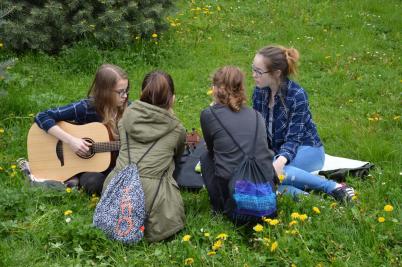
251;65;270;78
114;88;129;97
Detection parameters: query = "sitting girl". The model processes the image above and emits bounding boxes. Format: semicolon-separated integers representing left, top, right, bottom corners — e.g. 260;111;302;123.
200;66;276;221
102;70;186;242
251;45;355;202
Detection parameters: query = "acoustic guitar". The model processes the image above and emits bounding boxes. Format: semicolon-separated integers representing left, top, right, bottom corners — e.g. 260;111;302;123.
27;121;120;182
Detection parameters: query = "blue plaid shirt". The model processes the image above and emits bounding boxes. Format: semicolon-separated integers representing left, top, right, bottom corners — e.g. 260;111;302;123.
252;79;322;163
35;98;101;131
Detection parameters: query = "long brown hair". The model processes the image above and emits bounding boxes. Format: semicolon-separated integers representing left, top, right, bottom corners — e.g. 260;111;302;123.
140;70;175;109
87;64;129;140
212;66;247;112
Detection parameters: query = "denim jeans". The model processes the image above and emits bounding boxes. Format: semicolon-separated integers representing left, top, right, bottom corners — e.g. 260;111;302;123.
277;146;338;198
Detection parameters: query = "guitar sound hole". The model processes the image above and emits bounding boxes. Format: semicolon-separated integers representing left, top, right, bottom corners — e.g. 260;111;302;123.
78;138;95;159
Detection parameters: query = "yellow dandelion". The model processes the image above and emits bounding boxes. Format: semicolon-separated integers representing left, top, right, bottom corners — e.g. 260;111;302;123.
270;241;278;252
352;195;358;201
204;232;210;237
11;164;16;169
182;234;191;242
299;214;308;222
212;239;223;251
253;224;264;232
384;205;394;212
207;251;216;256
151;33;158;38
0;128;4;134
64;210;73;216
312;207;321;214
65;187;72;193
207;88;213;95
184;257;194;265
278;174;285;183
378;217;385;223
268;219;280;226
291;212;300;219
289;220;298;227
216;233;228;240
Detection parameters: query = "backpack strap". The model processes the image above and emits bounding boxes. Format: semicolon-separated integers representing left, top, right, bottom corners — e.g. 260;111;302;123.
209;107;259;157
125;132;170;220
125;132;158;165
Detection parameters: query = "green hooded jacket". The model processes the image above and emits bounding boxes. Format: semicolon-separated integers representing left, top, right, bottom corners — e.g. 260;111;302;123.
102;100;186;242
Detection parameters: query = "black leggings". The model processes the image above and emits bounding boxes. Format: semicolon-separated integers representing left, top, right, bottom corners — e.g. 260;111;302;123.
79;172;107;196
200;152;229;214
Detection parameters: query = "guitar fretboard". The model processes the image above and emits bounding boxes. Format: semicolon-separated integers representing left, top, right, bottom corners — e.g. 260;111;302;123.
93;141;121;153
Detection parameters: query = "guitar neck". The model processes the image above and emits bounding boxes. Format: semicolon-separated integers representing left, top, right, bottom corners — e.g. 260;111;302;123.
93;141;121;153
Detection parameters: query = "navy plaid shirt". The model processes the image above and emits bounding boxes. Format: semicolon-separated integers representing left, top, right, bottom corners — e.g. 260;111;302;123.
252;79;322;163
35;98;101;131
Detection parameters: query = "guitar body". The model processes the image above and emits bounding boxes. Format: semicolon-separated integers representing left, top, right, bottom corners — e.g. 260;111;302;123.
27;122;113;182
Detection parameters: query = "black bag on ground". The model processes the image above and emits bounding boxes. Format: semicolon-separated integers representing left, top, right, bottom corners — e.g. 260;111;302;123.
209;108;277;224
318;163;375;183
173;139;206;191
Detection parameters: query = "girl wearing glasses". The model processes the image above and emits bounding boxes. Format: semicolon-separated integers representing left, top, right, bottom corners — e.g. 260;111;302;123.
34;64;130;195
102;70;186;242
252;45;355;202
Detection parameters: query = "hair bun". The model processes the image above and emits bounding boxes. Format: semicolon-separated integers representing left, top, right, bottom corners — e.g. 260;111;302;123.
284;47;300;63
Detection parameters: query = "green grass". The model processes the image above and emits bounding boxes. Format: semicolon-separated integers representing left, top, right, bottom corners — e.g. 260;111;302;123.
0;0;401;266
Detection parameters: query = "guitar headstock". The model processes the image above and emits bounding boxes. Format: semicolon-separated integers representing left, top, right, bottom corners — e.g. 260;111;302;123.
186;128;201;151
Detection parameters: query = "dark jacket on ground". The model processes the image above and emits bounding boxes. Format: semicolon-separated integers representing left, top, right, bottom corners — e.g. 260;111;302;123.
103;100;186;242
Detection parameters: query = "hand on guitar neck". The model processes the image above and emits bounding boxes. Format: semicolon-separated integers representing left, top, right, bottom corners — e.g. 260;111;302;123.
48;125;92;157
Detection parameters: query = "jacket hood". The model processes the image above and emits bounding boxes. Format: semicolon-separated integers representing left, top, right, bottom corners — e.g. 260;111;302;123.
122;100;180;143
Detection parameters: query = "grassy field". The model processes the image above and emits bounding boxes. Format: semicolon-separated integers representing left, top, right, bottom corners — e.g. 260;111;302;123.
0;0;401;266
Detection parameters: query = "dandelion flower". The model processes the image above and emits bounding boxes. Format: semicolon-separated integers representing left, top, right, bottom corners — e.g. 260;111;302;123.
207;251;216;256
253;224;264;232
64;210;73;216
11;165;16;169
352;195;358;201
278;174;285;183
152;33;158;38
66;187;72;193
312;207;321;214
299;214;308;221
204;232;210;237
289;220;298;227
207;88;213;95
216;233;228;240
268;219;280;226
212;239;223;251
291;212;300;219
270;241;278;252
182;234;191;242
378;217;385;223
384;205;394;212
184;257;194;265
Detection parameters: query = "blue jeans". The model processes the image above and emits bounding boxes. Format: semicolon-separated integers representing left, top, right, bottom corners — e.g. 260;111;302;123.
276;146;338;198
